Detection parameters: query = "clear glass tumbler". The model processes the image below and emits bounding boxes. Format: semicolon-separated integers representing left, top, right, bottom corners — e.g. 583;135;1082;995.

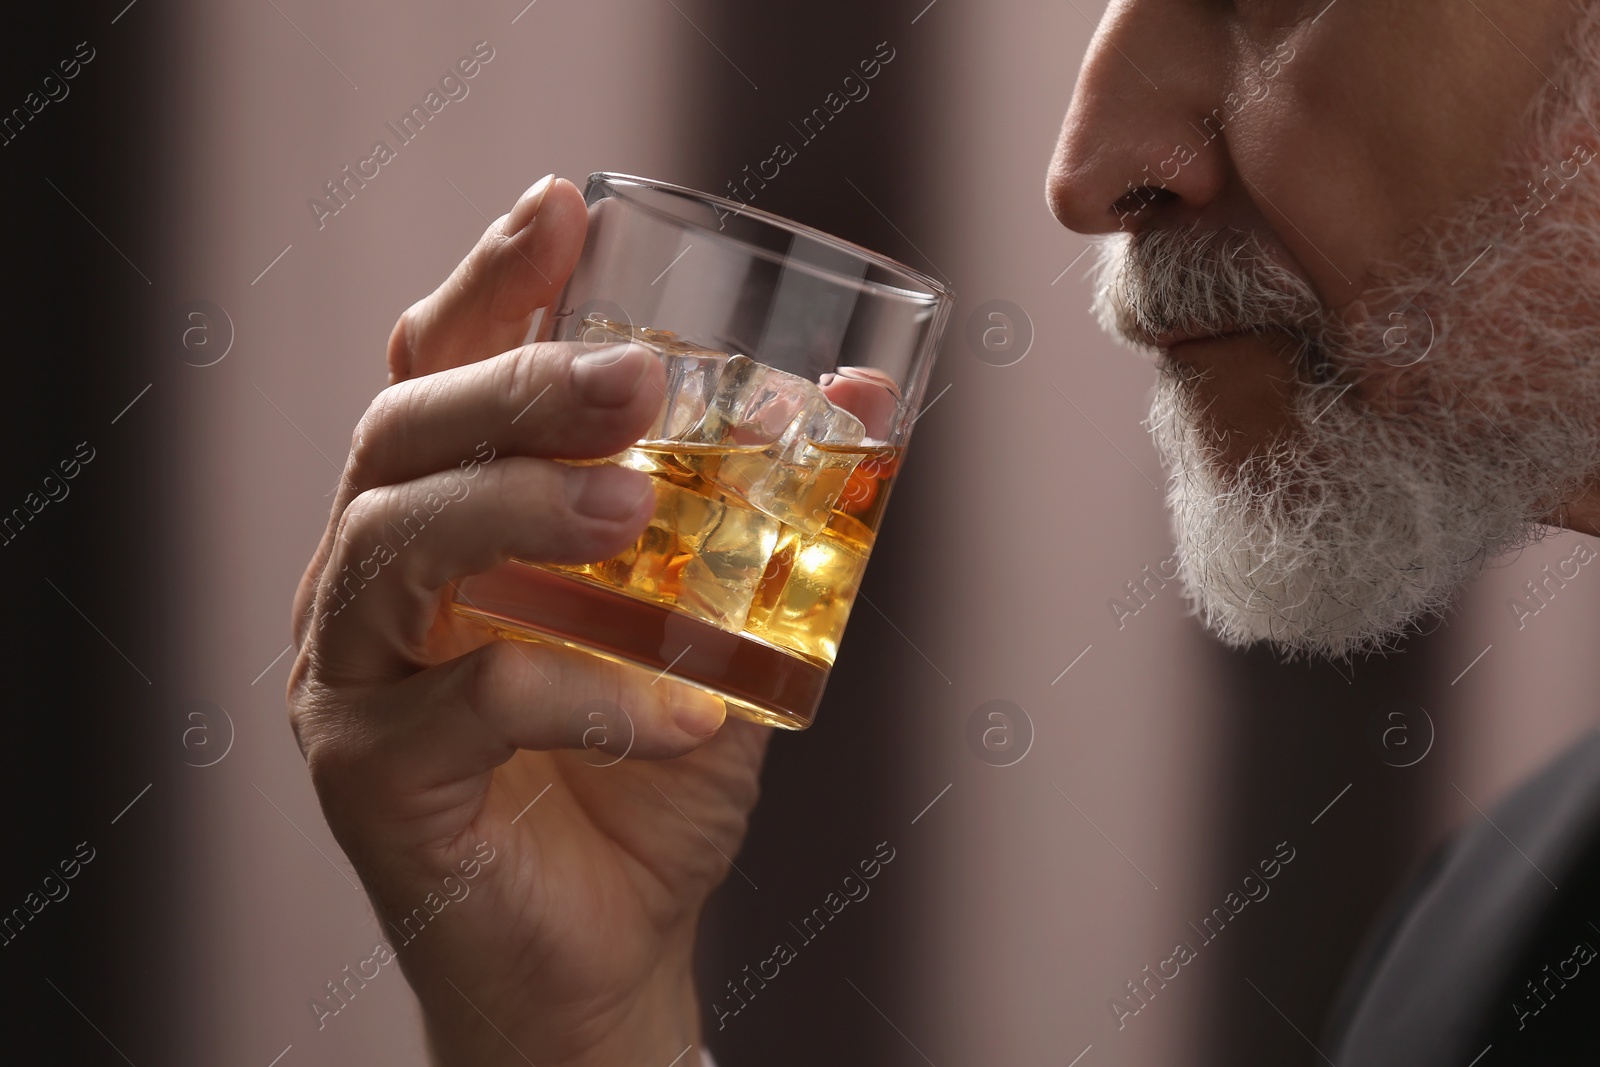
455;172;952;729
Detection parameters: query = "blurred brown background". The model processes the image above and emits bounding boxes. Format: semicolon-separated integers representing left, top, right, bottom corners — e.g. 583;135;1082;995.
4;0;1598;1063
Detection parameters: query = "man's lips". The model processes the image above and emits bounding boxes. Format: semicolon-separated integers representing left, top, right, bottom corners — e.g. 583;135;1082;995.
1140;328;1249;351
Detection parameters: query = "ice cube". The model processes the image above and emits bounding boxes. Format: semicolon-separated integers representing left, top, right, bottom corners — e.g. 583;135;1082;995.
687;355;867;535
579;317;728;442
746;512;871;664
546;470;778;632
653;346;728;442
675;497;780;630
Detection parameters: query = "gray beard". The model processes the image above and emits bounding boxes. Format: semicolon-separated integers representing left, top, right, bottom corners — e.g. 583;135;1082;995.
1094;10;1600;661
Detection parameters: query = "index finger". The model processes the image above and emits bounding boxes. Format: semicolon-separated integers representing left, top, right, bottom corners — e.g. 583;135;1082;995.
387;175;589;382
290;342;665;649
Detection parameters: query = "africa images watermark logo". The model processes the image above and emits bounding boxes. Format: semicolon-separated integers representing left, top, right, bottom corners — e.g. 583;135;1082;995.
307;41;497;230
309;840;498;1030
709;840;897;1029
712;40;897;228
1108;841;1297;1030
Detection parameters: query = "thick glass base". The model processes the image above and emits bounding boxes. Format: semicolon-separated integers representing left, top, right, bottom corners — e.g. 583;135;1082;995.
454;561;827;730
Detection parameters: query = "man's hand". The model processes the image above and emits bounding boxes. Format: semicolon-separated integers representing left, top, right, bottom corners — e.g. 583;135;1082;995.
287;175;771;1066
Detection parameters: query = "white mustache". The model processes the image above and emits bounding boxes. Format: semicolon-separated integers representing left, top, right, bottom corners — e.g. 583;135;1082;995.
1092;227;1327;351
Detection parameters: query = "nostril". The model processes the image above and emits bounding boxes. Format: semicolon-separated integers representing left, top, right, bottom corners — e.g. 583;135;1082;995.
1112;184;1180;229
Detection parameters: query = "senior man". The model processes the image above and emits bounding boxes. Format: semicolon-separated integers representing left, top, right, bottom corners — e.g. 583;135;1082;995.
288;0;1600;1063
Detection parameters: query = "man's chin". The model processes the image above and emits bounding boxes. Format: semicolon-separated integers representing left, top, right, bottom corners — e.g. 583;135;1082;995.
1186;581;1426;662
1155;395;1473;663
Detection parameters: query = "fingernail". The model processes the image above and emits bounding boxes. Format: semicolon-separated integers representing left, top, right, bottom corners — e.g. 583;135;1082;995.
571;344;651;407
506;174;555;234
566;463;653;522
835;366;902;397
674;691;727;738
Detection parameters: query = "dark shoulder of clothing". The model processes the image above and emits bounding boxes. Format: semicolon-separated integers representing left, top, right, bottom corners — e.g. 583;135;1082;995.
1325;730;1600;1066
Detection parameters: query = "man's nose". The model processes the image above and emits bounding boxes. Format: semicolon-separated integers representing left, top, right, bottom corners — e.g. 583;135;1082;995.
1046;1;1227;236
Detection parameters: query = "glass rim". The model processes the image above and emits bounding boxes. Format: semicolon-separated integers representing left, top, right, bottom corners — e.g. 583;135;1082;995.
586;171;955;306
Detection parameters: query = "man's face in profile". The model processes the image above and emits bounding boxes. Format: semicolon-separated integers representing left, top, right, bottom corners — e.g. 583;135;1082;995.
1048;0;1600;660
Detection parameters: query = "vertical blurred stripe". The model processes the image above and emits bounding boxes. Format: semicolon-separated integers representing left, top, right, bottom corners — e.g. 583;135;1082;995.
166;1;704;1062
0;1;175;1060
682;3;945;1064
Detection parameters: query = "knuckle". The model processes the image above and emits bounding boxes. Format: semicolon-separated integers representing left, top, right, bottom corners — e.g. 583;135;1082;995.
476;215;509;259
500;344;562;421
460;640;528;721
335;485;397;555
286;673;348;778
503;458;622;561
286;693;311;757
476;457;526;522
481;458;597;565
386;301;422;381
289;662;382;803
302;727;360;804
347;381;412;490
287;693;328;768
481;215;515;261
488;456;555;514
